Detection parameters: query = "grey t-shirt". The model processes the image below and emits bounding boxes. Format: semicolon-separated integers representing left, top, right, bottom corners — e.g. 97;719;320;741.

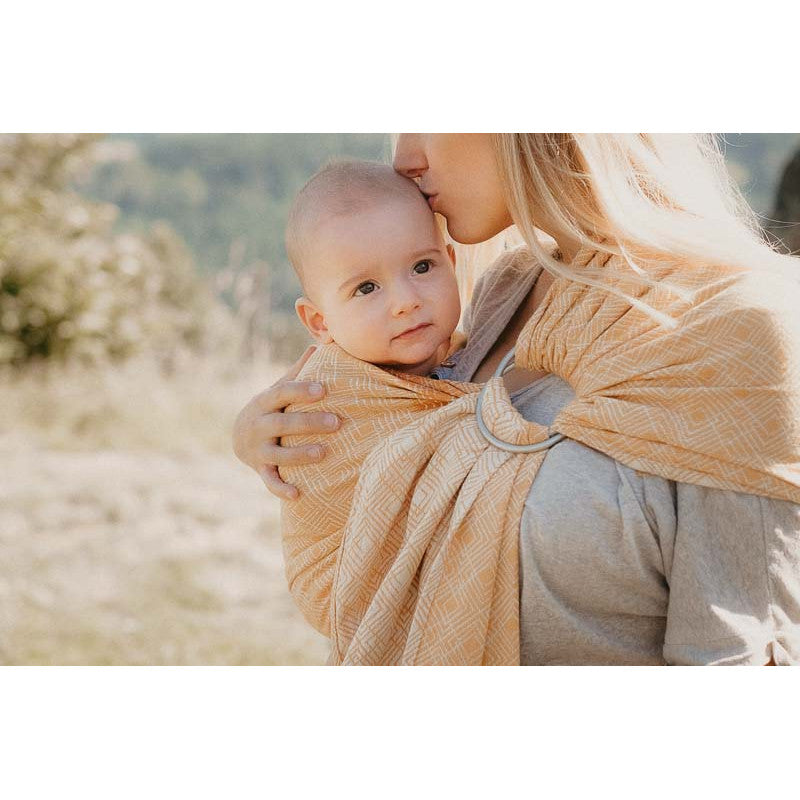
431;247;800;665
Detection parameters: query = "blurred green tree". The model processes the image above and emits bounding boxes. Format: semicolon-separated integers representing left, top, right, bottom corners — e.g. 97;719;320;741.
0;134;222;366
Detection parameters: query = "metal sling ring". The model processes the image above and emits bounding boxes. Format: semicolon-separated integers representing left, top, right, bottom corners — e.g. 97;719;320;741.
475;349;565;454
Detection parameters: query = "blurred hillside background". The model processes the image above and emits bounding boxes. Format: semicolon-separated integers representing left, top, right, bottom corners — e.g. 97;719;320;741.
2;133;799;666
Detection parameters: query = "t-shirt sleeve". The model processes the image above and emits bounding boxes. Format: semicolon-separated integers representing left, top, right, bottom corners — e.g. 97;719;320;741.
459;247;526;337
660;482;800;665
460;271;488;337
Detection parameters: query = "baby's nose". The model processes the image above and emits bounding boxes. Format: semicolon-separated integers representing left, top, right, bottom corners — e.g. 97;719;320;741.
391;288;422;316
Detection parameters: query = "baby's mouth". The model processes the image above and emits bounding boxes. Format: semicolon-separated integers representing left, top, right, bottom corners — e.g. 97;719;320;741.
394;323;432;340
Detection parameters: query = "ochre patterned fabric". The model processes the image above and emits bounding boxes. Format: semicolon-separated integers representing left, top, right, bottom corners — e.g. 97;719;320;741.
280;248;800;665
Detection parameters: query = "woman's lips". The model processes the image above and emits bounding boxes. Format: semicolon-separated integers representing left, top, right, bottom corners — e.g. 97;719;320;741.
395;323;432;340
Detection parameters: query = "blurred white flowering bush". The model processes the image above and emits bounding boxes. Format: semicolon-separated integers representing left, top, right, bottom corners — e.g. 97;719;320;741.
0;133;229;366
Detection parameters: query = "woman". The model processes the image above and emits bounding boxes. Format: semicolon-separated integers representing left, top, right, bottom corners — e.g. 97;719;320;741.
233;134;800;665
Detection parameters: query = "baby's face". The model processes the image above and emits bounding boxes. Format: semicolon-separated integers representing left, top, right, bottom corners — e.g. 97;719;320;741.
297;196;461;372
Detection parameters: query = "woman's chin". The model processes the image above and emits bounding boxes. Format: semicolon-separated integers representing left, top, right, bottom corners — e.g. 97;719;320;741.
446;219;512;246
448;231;484;245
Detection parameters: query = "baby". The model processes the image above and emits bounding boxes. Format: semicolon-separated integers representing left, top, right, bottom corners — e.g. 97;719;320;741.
285;160;465;375
279;160;478;643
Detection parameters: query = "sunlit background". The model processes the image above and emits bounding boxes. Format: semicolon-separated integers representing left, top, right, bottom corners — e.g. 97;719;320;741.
2;133;799;665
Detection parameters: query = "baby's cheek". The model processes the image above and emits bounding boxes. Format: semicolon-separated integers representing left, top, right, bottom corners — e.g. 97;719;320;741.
343;321;393;363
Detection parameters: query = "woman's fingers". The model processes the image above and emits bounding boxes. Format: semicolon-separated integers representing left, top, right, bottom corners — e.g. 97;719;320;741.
261;442;326;467
258;464;299;501
233;378;333;460
256;380;326;413
266;409;339;438
232;345;338;483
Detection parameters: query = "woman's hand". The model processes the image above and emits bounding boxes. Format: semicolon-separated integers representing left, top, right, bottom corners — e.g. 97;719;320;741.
232;345;340;500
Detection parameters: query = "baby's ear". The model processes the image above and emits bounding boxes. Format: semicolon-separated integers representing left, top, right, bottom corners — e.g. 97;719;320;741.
446;243;457;269
295;297;334;344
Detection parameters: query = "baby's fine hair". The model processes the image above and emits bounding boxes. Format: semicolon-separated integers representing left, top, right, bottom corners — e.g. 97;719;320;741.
285;160;425;291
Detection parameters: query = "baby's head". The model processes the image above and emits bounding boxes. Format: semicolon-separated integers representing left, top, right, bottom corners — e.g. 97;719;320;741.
286;160;461;375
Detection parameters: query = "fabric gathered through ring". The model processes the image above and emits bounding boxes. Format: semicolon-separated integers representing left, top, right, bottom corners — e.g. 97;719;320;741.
475;349;565;454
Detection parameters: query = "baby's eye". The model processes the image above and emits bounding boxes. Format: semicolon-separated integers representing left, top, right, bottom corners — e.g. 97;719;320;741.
413;260;432;274
354;281;377;296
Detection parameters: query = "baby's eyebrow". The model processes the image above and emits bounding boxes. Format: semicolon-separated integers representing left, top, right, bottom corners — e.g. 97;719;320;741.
408;248;439;261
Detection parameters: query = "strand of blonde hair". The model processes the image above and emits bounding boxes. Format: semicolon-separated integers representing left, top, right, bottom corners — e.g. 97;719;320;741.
493;133;799;328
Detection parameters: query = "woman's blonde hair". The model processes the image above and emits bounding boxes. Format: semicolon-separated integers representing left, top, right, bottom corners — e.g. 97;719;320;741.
492;133;798;325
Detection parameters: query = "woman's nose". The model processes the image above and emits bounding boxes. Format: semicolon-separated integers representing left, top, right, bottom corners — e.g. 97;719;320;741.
393;134;427;180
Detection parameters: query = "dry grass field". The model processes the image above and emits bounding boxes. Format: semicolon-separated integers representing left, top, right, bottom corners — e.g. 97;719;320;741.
0;351;329;665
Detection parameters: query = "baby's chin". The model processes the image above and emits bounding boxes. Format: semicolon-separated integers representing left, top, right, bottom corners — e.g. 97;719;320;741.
373;339;450;376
